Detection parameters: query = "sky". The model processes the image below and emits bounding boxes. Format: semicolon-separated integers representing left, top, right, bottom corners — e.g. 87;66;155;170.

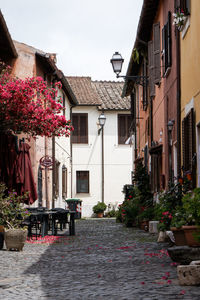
0;0;143;81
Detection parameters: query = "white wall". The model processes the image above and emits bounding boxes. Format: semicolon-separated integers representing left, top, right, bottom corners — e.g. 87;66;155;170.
54;89;72;208
72;107;133;217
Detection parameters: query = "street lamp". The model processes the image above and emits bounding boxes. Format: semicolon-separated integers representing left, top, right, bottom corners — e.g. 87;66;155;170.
98;112;106;135
110;52;124;77
110;52;148;86
167;119;175;183
98;112;106;204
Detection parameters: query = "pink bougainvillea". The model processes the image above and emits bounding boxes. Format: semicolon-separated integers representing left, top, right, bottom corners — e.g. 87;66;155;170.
0;62;73;137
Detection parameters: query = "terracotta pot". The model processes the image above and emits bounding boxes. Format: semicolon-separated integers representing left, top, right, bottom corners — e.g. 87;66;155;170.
186;173;192;181
170;227;187;246
4;229;27;251
182;225;200;247
139;220;149;231
97;212;103;218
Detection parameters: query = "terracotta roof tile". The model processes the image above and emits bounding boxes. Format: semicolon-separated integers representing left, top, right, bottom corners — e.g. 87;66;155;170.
66;77;131;110
92;80;131;110
66;76;101;105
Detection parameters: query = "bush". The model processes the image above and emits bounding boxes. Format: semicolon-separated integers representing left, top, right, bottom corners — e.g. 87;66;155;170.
92;202;107;214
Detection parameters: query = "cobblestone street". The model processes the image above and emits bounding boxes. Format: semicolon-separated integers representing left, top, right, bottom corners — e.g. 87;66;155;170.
0;219;200;300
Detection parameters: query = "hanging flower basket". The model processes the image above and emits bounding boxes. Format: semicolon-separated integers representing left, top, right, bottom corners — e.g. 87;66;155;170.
173;11;187;31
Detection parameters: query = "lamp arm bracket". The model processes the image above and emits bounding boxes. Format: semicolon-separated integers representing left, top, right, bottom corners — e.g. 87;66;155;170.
116;74;148;87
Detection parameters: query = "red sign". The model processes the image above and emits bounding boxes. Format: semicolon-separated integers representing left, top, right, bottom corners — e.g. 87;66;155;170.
39;155;53;168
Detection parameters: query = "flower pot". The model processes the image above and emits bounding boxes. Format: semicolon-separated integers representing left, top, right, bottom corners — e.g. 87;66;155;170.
0;225;4;250
4;229;27;251
97;212;103;218
182;226;200;247
170;227;187;246
139;220;149;231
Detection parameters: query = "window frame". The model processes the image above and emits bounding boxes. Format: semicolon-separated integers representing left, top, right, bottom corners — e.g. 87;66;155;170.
72;113;88;144
162;12;172;76
62;167;67;199
118;114;132;145
76;170;89;193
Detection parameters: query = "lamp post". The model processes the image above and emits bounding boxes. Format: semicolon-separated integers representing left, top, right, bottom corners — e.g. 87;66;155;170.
98;112;106;203
167;120;174;183
110;52;148;86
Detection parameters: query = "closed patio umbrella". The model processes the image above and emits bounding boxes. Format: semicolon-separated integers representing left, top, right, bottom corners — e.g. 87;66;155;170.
15;142;37;205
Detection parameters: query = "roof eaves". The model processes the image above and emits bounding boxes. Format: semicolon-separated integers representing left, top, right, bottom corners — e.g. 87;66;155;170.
122;0;160;97
36;52;78;105
0;10;18;58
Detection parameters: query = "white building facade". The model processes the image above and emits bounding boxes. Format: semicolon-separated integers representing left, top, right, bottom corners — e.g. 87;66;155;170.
67;77;133;217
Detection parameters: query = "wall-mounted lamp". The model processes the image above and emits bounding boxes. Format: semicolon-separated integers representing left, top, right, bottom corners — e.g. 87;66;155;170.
167;120;175;183
62;164;67;171
167;120;175;133
110;52;148;86
98;112;106;135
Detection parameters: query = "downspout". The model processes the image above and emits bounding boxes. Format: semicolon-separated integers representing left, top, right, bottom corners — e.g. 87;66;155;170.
45;137;50;208
132;89;137;161
70;105;74;198
52;136;55;209
176;27;181;178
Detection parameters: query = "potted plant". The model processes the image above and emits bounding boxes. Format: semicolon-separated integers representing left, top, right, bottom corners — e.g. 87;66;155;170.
173;10;187;31
181;188;200;247
138;206;155;231
92;202;107;218
170;206;187;246
0;183;29;251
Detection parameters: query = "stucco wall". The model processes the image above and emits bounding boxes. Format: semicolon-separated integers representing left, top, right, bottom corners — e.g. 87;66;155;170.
72;106;133;217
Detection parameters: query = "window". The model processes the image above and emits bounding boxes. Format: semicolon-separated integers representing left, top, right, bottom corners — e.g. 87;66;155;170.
72;113;88;144
76;171;89;193
55;161;60;197
176;0;190;14
118;114;132;144
148;40;155;97
142;59;148;110
162;12;172;75
62;167;67;198
182;108;196;187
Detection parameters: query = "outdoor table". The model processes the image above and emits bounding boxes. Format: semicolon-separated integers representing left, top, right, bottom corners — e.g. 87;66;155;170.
27;209;76;237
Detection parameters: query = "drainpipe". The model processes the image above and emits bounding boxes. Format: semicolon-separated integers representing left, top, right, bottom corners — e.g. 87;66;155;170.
176;27;181;178
45;137;50;209
70;105;74;198
132;89;137;161
52;136;55;209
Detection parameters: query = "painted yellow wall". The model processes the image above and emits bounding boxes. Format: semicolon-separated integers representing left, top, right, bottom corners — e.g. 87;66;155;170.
181;0;200;122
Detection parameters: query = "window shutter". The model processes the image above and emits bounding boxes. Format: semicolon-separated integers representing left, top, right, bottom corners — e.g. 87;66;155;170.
72;114;78;143
167;12;172;68
142;59;148;110
182;118;186;171
148;41;155;97
186;0;191;14
153;22;161;84
80;115;88;143
72;114;88;143
62;169;67;198
118;115;126;144
188;108;196;187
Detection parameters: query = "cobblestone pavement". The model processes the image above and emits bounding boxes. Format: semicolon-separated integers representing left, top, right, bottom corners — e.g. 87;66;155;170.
0;219;200;300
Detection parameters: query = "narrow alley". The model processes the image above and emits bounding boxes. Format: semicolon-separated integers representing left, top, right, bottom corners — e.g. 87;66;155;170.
0;219;199;300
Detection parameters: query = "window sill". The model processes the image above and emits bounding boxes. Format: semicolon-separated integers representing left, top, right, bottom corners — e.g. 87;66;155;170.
181;16;190;39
